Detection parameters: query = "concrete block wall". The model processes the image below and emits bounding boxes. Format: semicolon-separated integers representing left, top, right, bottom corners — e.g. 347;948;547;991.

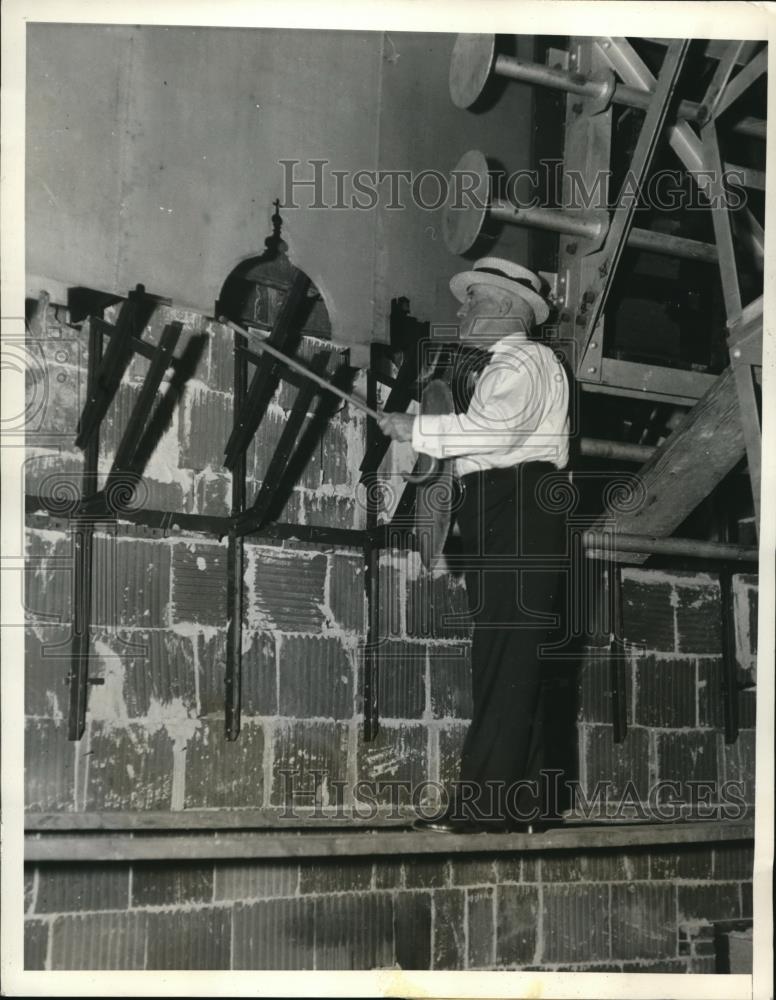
24;841;753;970
577;568;758;814
23;304;474;817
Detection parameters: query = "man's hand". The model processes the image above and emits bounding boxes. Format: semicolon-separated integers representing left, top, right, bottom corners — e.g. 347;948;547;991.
378;412;415;443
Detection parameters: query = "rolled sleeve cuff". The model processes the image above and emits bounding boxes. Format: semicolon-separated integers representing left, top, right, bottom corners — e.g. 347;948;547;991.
411;414;444;459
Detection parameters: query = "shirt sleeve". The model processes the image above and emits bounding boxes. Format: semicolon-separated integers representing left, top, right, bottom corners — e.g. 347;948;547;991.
411;346;552;459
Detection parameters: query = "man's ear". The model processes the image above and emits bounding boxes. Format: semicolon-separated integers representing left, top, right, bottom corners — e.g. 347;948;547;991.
500;292;518;316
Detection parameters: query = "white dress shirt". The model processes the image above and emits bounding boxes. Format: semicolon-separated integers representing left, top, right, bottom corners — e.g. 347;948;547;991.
411;333;570;476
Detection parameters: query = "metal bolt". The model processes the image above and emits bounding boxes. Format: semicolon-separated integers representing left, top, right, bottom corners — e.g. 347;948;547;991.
733;348;742;359
602;41;611;50
587;366;597;374
590;342;597;350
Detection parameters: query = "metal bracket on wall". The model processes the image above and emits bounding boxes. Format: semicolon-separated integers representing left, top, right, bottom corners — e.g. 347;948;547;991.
80;321;183;515
74;285;161;451
719;570;740;745
68;286;176;740
67;312;104;742
608;561;628;744
358;298;431;483
235;352;332;539
362;350;381;742
225;325;249;741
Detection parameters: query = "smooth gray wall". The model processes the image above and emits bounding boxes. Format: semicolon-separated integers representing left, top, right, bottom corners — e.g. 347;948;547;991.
27;25;533;365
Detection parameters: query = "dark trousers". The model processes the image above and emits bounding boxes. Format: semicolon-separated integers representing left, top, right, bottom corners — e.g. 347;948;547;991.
454;462;567;824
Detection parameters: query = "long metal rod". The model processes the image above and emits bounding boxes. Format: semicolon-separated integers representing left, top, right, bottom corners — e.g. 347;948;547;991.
584;531;757;563
491;201;717;263
221;317;382;422
625;228;717;264
491;200;603;239
712;48;768;121
26;493;759;564
703;117;742;320
491;51;766;138
579;438;655;462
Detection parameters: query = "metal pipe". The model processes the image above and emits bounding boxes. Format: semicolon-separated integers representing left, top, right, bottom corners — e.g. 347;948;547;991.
613;82;702;121
494;53;608;98
491;50;766;139
220;317;382;422
491;199;717;262
579;438;655;463
491;199;604;239
584;531;758;563
626;228;717;263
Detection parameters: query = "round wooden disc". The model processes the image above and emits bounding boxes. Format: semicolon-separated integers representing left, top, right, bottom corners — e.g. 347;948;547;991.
449;34;496;108
442;149;490;255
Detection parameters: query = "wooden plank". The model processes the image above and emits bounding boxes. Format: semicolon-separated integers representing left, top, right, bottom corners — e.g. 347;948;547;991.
588;366;746;564
25;819;754;862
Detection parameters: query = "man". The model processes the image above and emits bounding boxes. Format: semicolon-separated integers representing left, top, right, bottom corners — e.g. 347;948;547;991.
379;256;570;832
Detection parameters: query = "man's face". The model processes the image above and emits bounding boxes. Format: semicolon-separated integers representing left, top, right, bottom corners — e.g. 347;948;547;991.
455;283;509;343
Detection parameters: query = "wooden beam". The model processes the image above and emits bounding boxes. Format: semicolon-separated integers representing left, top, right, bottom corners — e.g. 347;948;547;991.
588;365;746;564
25;818;753;862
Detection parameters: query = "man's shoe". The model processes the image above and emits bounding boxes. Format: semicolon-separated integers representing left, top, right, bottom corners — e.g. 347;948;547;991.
412;813;484;834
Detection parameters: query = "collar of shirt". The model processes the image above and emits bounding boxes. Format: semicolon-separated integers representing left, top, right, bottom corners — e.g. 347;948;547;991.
487;331;530;354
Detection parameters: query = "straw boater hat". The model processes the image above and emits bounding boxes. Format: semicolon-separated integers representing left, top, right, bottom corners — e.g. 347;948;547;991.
449;256;550;326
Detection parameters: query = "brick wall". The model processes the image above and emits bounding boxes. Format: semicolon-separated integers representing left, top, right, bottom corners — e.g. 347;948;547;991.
24;841;753;970
23;301;756;970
